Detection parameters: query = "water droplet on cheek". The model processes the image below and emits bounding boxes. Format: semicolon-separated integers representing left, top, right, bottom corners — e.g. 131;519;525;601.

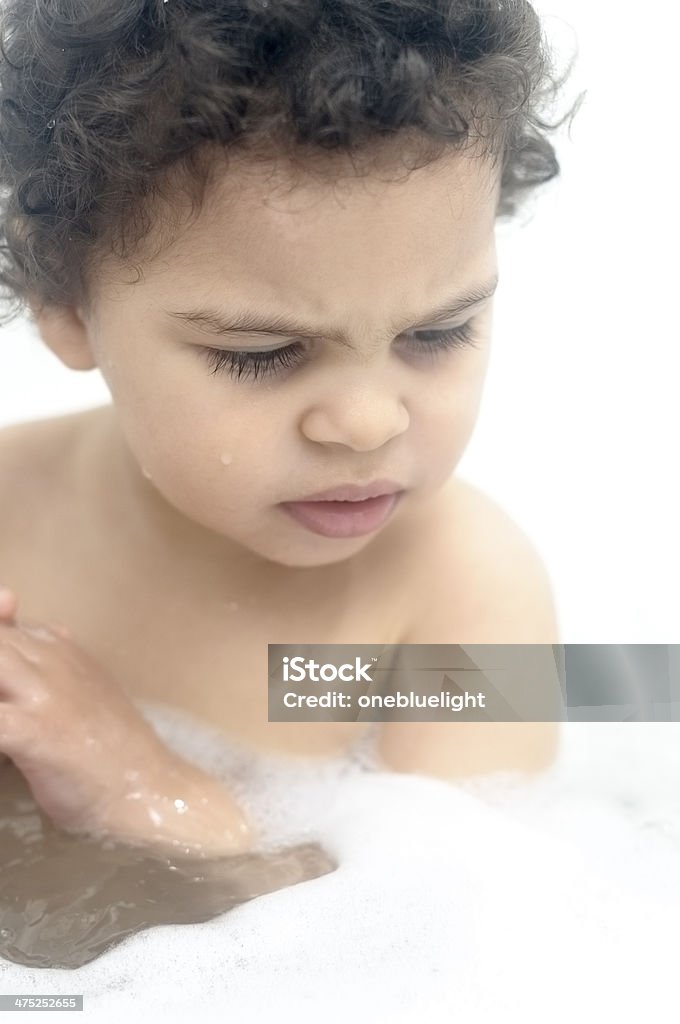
219;452;233;466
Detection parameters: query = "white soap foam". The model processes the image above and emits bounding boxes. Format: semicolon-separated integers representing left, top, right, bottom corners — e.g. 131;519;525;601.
2;709;679;1024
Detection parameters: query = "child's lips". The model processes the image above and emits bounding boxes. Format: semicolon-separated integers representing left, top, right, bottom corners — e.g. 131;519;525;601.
295;479;404;502
280;492;404;538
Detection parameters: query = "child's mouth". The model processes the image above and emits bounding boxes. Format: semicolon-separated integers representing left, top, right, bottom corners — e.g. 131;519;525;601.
279;493;404;538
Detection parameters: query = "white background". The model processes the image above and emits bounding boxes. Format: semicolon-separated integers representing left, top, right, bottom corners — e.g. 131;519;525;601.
0;1;677;642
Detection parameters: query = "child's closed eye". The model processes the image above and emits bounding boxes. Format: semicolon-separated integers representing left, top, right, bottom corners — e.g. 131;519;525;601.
197;318;482;384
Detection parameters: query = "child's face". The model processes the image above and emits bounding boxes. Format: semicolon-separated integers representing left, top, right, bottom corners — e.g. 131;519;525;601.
42;149;501;571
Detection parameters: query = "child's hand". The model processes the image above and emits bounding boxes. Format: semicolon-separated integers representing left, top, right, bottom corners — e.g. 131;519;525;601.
0;592;254;858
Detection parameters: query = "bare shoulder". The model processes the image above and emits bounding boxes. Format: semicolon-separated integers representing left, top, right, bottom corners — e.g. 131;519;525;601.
438;476;551;568
0;412;62;468
378;477;563;780
402;476;562;643
0;408;93;476
0;410;93;534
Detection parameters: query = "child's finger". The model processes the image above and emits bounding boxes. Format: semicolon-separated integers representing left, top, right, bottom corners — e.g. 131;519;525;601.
0;591;69;640
0;585;18;622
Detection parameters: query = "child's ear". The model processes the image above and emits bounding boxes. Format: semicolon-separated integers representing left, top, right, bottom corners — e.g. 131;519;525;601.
28;302;98;372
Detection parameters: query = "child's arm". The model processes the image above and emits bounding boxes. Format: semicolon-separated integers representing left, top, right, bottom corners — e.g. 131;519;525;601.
0;590;254;859
0;591;337;898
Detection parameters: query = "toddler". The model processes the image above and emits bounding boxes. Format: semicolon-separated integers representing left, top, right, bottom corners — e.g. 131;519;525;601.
0;0;577;874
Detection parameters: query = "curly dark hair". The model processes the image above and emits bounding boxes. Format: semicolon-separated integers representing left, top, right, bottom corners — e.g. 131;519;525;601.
0;0;582;329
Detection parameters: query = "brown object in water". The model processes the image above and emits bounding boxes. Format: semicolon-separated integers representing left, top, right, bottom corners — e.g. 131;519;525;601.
0;762;337;970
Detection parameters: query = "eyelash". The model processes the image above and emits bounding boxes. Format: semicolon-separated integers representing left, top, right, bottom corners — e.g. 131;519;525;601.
199;320;482;383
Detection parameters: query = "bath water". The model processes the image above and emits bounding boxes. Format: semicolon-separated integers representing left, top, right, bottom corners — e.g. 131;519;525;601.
1;705;679;1022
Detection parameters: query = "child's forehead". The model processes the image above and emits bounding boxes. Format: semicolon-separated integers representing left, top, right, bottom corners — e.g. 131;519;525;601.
170;147;499;259
93;146;499;303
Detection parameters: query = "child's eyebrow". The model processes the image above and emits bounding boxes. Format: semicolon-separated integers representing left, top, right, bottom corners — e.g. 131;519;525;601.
164;275;499;347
